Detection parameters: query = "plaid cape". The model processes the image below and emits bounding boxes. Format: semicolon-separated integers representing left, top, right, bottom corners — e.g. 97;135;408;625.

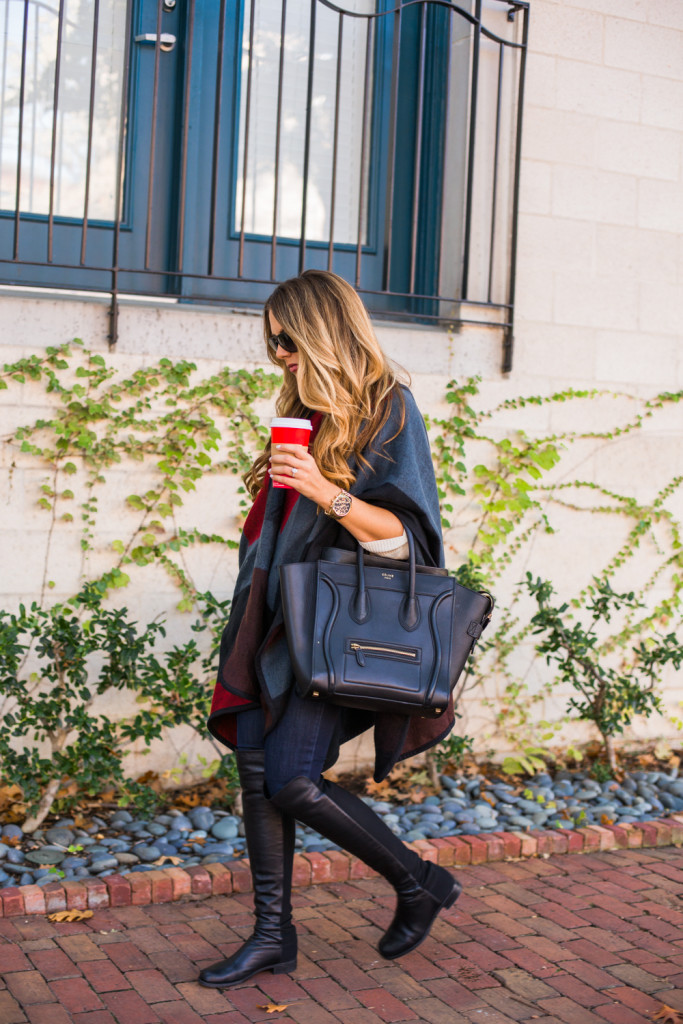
208;386;455;781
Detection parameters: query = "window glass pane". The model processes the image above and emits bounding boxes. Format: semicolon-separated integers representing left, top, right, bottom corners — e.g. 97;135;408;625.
0;0;126;220
235;0;374;245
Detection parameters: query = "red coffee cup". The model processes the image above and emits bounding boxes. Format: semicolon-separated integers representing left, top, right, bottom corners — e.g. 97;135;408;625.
270;417;312;489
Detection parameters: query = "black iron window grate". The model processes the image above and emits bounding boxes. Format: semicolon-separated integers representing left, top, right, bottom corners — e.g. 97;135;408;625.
0;0;528;369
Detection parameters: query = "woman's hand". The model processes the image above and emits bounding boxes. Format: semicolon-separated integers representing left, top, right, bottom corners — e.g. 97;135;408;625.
269;442;404;542
269;443;337;507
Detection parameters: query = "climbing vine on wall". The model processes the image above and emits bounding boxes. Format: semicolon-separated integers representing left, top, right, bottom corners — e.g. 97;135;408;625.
2;340;280;609
428;378;683;764
2;341;682;783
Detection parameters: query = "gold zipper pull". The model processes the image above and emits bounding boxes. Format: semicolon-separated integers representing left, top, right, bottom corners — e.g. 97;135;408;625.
353;644;366;667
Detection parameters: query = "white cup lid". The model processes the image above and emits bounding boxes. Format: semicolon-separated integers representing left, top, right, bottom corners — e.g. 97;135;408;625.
270;417;312;430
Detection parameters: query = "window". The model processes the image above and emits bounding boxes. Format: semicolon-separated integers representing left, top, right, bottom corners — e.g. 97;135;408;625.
0;0;528;355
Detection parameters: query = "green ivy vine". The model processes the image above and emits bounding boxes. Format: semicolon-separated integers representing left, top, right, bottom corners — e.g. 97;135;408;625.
429;376;683;768
2;340;280;609
2;342;682;783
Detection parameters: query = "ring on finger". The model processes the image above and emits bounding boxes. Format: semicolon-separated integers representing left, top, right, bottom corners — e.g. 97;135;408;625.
291;466;297;476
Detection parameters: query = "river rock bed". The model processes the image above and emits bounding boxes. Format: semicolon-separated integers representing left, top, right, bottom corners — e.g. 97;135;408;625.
2;767;682;888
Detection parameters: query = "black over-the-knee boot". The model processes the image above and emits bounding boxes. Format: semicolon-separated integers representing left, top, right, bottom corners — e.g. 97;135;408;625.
198;751;297;988
270;775;461;960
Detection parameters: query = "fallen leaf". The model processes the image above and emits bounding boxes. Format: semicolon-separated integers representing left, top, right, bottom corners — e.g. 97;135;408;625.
364;778;393;798
600;814;614;826
176;791;201;808
48;909;94;922
0;784;23;812
152;855;183;866
257;1004;288;1014
653;1006;683;1024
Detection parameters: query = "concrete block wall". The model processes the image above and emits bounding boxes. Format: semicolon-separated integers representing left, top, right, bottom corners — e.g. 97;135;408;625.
1;0;682;782
516;0;683;389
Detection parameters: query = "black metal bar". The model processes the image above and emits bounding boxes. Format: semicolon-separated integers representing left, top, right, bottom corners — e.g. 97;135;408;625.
144;0;164;270
13;0;30;260
383;3;402;291
409;3;427;295
80;0;100;265
327;14;344;271
270;0;287;281
208;0;227;276
238;0;256;279
487;42;503;304
0;3;9;181
461;0;481;300
47;0;65;262
299;0;317;274
177;0;196;275
29;5;38;210
502;5;528;373
437;7;453;307
109;0;134;348
317;0;528;47
0;253;511;307
355;17;373;287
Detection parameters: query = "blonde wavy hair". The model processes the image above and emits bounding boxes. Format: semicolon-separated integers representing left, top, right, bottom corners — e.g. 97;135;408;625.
244;270;407;499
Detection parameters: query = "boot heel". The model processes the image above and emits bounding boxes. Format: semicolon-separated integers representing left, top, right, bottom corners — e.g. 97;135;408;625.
273;959;297;975
442;883;462;909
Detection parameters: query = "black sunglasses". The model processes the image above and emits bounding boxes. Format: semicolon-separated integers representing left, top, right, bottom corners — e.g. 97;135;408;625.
268;331;298;356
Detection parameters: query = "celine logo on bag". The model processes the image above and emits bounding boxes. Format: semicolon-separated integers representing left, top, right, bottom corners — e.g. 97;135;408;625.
381;572;395;580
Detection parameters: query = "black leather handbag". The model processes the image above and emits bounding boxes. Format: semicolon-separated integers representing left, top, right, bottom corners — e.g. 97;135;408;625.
279;529;494;718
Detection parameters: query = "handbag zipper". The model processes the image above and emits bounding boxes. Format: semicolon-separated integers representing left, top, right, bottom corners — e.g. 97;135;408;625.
349;642;417;667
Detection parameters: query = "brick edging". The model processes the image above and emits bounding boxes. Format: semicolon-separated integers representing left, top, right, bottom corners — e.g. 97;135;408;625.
2;813;682;918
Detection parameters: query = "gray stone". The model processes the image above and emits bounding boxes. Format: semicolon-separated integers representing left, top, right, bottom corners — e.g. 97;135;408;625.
211;819;239;841
507;816;534;829
25;845;66;865
132;844;161;862
1;825;23;840
146;823;167;837
89;857;119;872
60;856;86;870
115;853;141;865
44;827;74;846
35;874;58;887
111;810;134;824
169;814;193;830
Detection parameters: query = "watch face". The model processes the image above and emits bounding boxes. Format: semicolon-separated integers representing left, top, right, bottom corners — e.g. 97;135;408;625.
332;491;352;517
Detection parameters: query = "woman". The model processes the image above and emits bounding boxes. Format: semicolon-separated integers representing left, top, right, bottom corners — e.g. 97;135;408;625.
201;270;460;990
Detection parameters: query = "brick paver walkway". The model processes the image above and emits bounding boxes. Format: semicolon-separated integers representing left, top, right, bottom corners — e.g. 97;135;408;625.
1;847;682;1024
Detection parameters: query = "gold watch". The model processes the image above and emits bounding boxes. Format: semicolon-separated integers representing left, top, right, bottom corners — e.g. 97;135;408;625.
324;489;353;519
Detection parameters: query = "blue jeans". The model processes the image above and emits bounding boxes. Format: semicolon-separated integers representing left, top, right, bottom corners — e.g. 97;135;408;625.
236;688;342;796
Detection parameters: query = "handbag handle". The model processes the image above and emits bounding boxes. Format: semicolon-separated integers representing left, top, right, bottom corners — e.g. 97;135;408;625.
353;526;420;630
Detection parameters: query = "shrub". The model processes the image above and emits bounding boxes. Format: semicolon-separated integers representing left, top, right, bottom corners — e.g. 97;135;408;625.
0;583;230;831
526;574;682;772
